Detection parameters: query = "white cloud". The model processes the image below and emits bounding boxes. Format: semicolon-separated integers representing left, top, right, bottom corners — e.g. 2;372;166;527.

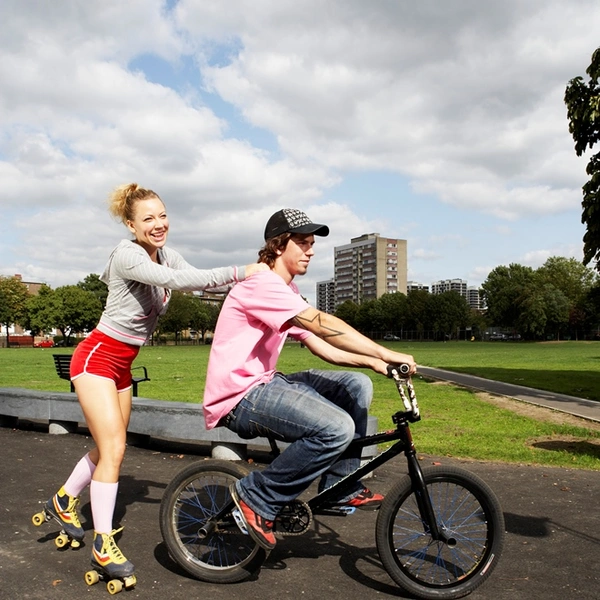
1;0;598;305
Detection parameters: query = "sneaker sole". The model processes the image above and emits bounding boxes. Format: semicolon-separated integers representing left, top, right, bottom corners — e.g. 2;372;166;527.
229;484;275;551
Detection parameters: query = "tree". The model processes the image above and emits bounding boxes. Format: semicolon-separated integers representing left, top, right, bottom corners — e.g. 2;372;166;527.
585;284;600;336
25;284;56;336
426;292;470;341
77;274;108;310
50;286;103;345
355;299;384;335
535;256;597;305
378;292;407;335
565;47;600;271
516;290;547;339
405;290;430;340
481;264;536;329
190;299;221;343
539;284;570;339
334;301;359;328
159;291;195;344
0;276;30;346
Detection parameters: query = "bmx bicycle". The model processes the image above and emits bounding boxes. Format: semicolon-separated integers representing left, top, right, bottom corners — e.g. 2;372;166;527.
159;365;505;600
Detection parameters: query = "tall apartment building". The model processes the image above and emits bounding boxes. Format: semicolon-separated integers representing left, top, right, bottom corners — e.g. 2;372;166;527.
431;278;483;310
467;286;483;310
407;281;429;293
316;278;336;314
333;233;407;308
431;278;468;297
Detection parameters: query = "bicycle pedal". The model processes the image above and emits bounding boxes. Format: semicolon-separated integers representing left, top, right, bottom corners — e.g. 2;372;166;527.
335;506;356;515
231;508;249;535
317;505;356;516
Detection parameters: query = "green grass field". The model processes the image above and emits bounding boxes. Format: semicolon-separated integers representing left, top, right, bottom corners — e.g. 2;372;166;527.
1;341;599;469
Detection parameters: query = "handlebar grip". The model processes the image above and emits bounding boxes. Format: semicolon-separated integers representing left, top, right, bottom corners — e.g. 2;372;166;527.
387;363;411;377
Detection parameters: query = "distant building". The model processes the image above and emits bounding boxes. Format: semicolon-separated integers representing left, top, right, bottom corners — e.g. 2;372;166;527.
466;286;484;310
316;278;336;314
13;273;45;295
407;281;429;293
333;233;407;308
431;278;468;297
430;278;483;310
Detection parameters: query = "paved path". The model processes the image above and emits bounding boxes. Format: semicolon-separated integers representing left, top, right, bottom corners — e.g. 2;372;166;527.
418;366;600;423
1;371;599;600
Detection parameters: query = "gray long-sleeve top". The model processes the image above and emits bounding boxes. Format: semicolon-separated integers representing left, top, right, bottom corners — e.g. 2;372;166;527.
97;240;245;346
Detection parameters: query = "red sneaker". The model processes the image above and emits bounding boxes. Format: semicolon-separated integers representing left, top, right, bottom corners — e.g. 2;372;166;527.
338;488;384;510
230;485;276;550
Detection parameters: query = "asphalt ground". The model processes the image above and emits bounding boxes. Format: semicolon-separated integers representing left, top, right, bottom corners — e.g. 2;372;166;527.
2;419;599;600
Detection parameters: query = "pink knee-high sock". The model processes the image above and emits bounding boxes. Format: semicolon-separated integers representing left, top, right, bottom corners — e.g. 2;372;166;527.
90;480;119;534
63;453;97;497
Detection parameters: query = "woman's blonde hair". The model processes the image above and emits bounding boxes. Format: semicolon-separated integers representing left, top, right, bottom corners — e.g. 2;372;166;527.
257;232;293;268
108;183;161;224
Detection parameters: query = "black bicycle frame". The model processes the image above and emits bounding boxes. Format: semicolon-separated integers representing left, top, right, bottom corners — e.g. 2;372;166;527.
306;410;447;542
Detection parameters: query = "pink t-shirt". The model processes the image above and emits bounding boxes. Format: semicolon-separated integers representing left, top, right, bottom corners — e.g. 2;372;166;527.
203;271;313;429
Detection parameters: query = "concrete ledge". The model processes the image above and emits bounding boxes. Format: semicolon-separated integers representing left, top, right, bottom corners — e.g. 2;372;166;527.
0;388;378;462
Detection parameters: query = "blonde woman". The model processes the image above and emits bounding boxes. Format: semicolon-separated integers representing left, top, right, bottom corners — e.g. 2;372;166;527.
40;183;266;583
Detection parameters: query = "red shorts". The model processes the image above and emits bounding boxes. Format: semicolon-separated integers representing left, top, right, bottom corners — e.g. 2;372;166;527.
70;329;140;393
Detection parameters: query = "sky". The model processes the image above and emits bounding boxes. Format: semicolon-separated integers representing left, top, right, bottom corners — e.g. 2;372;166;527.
1;0;599;305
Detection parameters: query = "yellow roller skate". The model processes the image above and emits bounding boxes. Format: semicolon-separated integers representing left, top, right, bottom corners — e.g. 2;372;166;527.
84;528;137;594
31;486;84;549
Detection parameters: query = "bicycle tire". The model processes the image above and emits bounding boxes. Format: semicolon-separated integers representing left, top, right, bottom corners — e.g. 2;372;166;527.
159;460;267;584
376;466;504;599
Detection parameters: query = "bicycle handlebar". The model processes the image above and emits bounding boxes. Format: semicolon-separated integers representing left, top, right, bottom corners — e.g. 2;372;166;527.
386;363;411;377
386;363;420;420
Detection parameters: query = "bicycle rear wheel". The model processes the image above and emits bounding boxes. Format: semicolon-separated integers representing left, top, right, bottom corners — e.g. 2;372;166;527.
159;460;267;584
376;466;504;600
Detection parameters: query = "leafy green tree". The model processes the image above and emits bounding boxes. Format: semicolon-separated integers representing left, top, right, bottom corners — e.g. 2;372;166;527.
467;308;488;340
0;276;30;346
535;257;597;305
51;286;103;346
77;274;108;310
405;290;430;340
189;299;221;343
581;283;600;336
355;299;384;335
540;284;570;339
334;300;359;327
378;292;407;335
481;264;536;329
25;285;56;336
516;290;547;339
426;292;470;341
565;47;600;271
159;291;195;344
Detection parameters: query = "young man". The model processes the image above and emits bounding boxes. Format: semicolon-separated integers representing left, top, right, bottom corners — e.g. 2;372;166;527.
203;208;416;550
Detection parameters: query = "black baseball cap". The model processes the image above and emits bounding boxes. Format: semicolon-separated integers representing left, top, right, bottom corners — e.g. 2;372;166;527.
264;208;329;240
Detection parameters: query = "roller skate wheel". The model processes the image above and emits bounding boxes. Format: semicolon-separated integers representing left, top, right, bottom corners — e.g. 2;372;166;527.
55;533;69;548
70;539;81;549
107;579;123;594
31;512;45;526
84;570;100;586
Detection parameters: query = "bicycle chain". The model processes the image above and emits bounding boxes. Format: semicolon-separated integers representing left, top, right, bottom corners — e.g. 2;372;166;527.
273;499;312;536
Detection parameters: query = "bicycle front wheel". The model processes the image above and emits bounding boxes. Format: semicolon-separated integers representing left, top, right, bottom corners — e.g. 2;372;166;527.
159;460;267;584
376;466;504;600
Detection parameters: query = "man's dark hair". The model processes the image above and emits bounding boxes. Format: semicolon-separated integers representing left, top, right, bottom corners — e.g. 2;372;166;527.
258;232;293;267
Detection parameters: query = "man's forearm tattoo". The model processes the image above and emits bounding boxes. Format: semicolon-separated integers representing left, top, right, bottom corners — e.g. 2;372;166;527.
292;312;343;338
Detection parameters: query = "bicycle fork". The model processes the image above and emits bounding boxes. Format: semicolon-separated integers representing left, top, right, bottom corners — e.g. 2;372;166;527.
403;425;457;547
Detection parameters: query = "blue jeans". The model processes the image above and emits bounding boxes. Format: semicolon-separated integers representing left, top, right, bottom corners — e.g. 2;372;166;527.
225;369;373;520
